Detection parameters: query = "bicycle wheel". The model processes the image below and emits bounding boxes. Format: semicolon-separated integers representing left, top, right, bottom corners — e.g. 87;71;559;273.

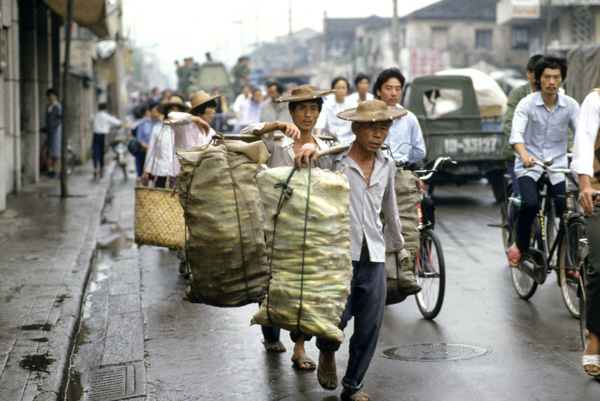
414;228;445;319
557;217;585;318
501;182;517;250
510;218;540;299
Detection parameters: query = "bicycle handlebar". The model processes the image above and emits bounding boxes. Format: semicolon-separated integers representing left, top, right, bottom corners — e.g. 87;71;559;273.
530;160;572;175
411;157;455;180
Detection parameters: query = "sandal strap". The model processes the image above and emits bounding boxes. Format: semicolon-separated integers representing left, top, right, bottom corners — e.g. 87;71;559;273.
582;355;600;366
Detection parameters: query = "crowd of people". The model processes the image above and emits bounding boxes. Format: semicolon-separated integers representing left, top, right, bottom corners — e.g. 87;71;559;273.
77;51;600;400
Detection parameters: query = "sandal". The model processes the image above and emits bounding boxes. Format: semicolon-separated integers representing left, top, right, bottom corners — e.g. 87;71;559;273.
291;355;316;370
317;352;337;390
341;389;371;401
582;354;600;376
263;339;286;353
507;247;521;267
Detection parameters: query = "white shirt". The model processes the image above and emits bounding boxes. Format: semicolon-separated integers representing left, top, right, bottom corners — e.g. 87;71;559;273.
233;93;250;114
92;111;122;134
571;90;600;179
384;110;426;163
315;96;355;144
143;112;215;177
317;145;404;262
510;91;579;185
347;91;374;106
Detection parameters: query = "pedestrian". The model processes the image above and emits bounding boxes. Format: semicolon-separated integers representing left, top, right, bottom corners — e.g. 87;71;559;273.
241;84;334;368
91;103;130;179
571;88;600;377
45;88;62;179
315;77;355;143
233;84;252;120
135;102;163;181
232;87;264;134
141;96;191;188
209;87;228;133
374;67;426;165
232;56;250;95
501;54;543;202
347;73;374;106
294;99;408;401
507;54;579;269
260;81;292;124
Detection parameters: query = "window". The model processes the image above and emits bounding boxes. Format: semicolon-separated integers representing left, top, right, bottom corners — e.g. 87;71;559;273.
511;26;530;50
431;27;448;50
475;29;492;49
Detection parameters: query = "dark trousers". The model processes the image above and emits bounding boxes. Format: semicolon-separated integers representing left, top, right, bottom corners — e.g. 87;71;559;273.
92;133;106;169
507;161;520;231
261;326;281;342
515;176;566;253
135;150;146;177
316;243;386;395
585;203;600;333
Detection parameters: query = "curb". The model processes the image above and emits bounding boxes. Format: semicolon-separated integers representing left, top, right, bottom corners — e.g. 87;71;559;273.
35;161;117;401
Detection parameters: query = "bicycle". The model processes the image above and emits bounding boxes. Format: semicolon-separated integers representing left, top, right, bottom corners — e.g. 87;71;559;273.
407;156;454;319
508;158;584;318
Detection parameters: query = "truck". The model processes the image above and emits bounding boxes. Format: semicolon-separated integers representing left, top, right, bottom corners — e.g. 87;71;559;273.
402;72;507;202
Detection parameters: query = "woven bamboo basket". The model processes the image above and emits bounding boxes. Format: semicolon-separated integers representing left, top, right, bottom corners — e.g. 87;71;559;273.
134;186;185;249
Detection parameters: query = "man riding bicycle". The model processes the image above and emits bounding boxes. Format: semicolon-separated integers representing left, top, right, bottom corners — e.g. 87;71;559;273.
571;88;600;377
507;54;579;269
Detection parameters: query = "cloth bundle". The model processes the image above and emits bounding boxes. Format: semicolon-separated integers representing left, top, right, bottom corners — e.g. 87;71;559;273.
252;166;352;343
386;168;423;304
176;141;270;307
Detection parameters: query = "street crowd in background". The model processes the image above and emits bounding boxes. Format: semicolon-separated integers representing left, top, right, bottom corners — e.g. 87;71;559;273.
63;50;600;400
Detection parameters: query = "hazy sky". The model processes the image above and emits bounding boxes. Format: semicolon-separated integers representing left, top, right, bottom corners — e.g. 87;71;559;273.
122;0;440;86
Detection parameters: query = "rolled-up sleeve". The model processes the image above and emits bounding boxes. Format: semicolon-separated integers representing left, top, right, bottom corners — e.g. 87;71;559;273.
572;92;600;178
383;161;404;252
509;100;529;146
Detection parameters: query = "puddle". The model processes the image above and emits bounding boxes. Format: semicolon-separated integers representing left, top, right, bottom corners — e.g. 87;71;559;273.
0;295;13;304
97;224;134;255
65;370;83;401
21;323;53;331
19;353;55;373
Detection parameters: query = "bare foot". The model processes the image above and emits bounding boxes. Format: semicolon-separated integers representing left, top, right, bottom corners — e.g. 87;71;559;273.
584;331;600;375
291;335;313;369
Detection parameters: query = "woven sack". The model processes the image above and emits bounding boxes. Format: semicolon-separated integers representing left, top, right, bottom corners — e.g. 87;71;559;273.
385;169;422;305
251;165;352;343
134;186;185;249
176;141;271;307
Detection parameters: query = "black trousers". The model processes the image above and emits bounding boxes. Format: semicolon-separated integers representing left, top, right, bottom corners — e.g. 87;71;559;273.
515;176;566;253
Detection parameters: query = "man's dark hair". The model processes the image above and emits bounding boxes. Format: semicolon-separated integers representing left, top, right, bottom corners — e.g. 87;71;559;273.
268;81;285;96
526;54;544;72
534;54;568;90
373;68;406;99
193;100;217;116
354;73;370;88
331;76;349;90
47;88;58;97
134;104;147;119
147;101;160;111
288;98;324;113
99;103;108;111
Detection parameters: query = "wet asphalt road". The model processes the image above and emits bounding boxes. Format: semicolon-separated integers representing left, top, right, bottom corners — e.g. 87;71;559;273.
133;181;600;401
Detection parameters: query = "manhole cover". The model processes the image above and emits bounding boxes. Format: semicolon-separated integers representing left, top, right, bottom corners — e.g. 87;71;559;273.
81;362;145;401
381;343;490;361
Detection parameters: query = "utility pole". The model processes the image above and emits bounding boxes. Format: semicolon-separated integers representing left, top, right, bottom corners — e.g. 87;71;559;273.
114;0;126;121
287;0;293;71
392;0;399;64
60;0;74;197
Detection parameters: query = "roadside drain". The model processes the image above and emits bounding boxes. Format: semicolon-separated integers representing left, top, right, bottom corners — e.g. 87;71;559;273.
381;343;490;361
79;362;145;401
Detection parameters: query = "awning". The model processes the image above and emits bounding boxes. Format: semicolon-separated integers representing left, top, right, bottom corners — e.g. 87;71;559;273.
42;0;109;38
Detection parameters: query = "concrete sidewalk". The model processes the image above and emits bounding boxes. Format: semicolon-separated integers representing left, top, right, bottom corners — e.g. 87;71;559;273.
0;160;116;401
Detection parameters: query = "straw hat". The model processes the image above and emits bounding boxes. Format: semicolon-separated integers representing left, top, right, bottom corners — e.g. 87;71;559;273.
190;90;222;115
337;99;407;122
276;84;334;103
158;95;190;115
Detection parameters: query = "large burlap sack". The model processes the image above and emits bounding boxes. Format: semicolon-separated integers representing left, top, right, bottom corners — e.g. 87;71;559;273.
175;141;271;307
251;166;352;343
385;249;411;305
386;169;422;304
